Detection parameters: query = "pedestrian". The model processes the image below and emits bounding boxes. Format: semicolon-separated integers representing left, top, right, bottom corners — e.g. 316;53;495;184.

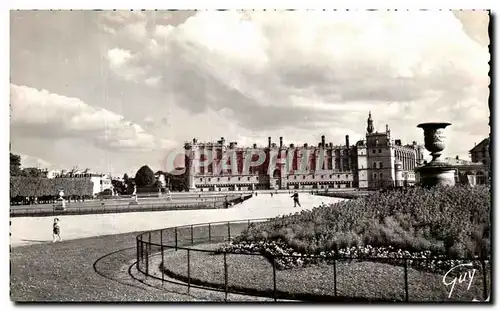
271;192;273;198
291;192;301;208
52;218;62;242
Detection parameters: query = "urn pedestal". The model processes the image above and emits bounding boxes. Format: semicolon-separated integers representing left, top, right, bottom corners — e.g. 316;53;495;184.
416;122;455;187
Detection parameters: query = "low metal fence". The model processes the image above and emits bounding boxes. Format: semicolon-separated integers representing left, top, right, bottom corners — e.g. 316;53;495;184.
136;219;491;302
10;195;252;217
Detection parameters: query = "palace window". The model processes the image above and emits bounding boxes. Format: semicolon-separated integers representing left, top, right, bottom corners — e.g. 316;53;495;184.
217;178;220;182
247;177;251;181
372;150;376;153
378;149;382;153
373;163;377;169
379;162;383;169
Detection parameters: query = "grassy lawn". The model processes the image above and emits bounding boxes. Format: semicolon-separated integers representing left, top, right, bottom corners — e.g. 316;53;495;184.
10;221;253;302
10;230;201;302
159;243;489;302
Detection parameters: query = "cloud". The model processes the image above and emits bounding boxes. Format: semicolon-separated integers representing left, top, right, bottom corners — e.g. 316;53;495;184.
102;10;489;143
19;154;52;169
10;11;489;175
10;84;177;152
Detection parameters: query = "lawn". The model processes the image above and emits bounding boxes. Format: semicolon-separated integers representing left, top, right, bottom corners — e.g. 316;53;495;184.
10;230;200;302
157;243;489;302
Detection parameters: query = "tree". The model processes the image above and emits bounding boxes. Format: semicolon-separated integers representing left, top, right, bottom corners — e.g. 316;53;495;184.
123;173;129;183
166;171;188;192
21;167;46;178
111;179;126;195
135;165;155;188
10;153;21;176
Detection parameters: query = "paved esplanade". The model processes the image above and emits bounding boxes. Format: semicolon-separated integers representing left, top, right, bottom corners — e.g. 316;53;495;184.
10;193;345;247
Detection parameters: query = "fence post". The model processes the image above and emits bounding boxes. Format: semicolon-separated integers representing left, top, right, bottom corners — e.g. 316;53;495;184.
224;252;228;302
160;229;164;285
209;223;212;243
175;227;178;250
272;256;277;301
187;249;191;294
136;238;139;267
227;222;231;241
482;259;488;301
333;257;337;296
145;238;149;276
148;231;152;257
139;237;143;264
404;258;409;302
190;225;194;245
161;242;165;285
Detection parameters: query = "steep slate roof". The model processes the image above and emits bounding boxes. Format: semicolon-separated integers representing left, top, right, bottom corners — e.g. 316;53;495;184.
469;137;490;153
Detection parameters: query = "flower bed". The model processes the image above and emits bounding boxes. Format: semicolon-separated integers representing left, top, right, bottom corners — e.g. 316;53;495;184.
216;240;488;274
218;185;490;273
160;243;488;302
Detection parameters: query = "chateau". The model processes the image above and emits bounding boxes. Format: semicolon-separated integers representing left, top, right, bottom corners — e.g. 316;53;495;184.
184;113;425;191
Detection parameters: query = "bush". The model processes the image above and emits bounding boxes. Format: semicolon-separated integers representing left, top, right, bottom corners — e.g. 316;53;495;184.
135;165;156;187
227;185;491;264
10;177;94;197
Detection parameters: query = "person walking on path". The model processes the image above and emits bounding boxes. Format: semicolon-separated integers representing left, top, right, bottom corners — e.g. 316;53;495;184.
52;218;62;242
291;192;301;208
271;192;273;198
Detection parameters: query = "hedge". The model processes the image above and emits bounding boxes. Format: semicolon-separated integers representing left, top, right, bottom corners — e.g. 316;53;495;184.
10;177;94;197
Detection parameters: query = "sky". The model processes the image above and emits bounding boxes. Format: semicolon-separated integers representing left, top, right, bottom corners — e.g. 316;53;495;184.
10;10;490;176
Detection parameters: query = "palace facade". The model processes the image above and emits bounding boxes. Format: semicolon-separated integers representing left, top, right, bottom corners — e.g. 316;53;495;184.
184;113;424;191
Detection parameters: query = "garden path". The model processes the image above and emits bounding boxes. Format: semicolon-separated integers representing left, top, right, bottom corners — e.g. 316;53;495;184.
11;193;345;247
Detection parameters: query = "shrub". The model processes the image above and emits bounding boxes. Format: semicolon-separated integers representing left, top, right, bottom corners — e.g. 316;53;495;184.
229;185;491;265
10;177;93;197
135;165;156;187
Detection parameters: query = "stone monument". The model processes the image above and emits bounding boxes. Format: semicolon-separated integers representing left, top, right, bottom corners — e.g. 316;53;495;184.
129;184;139;205
56;189;66;210
415;122;456;187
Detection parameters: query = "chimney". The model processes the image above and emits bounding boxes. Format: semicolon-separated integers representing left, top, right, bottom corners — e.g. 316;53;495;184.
456;155;459;160
280;136;283;148
221;137;225;145
268;137;271;148
321;135;325;147
345;135;350;148
253;143;257;149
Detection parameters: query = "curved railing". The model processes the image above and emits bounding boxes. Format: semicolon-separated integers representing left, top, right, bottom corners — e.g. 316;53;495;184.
135;218;491;302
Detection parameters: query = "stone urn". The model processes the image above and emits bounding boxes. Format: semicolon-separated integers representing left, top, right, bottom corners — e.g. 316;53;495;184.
56;189;66;210
417;122;451;163
416;122;455;187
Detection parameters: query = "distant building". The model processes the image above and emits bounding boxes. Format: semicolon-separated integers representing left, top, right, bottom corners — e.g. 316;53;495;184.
444;156;489;186
469;138;490;168
49;168;113;195
183;112;424;191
